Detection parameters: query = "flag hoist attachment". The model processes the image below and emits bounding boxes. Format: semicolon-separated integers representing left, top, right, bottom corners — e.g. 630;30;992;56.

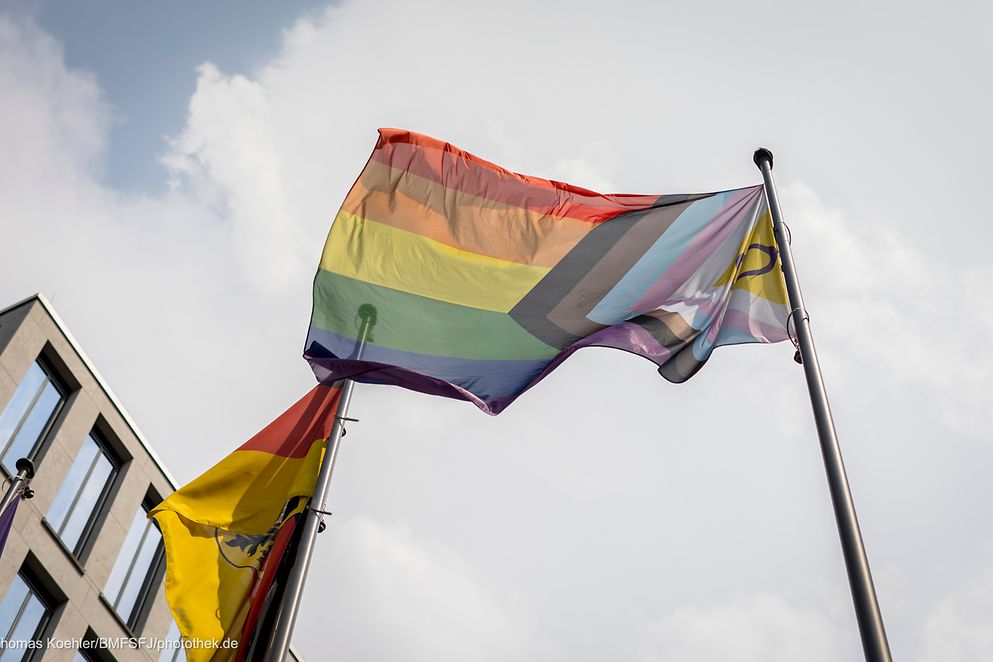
0;457;35;514
0;457;35;559
264;304;377;662
754;149;892;662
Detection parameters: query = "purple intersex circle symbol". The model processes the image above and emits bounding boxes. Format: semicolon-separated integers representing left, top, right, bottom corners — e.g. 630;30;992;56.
735;243;778;281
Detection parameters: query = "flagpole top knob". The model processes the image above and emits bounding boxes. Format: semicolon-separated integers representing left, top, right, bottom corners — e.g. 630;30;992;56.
15;457;35;480
753;148;774;170
357;304;378;327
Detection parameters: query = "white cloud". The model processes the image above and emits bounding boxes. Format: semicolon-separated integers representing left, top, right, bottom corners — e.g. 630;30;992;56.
642;594;851;662
3;4;993;662
550;142;621;192
0;15;315;478
779;182;993;440
918;568;993;662
163;62;309;293
298;514;553;662
0;17;107;187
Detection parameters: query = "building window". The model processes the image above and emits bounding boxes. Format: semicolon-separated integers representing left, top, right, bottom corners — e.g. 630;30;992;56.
0;573;53;661
72;647;100;662
103;502;164;631
45;433;119;558
0;360;66;475
158;621;187;662
71;628;110;662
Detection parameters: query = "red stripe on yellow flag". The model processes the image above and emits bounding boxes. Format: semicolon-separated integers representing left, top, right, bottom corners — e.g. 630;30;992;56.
149;385;341;661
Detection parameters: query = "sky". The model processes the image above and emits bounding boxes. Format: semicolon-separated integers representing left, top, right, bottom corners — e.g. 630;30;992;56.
1;1;991;660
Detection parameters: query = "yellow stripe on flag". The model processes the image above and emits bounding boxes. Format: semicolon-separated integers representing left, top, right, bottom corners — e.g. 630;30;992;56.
320;211;550;313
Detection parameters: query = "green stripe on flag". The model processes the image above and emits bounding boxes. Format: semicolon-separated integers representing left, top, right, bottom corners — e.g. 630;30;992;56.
311;269;559;361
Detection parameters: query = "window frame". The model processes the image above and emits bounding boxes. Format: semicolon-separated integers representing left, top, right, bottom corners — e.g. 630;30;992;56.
42;429;123;562
0;563;62;662
0;356;70;477
72;627;115;662
100;494;166;634
157;620;187;662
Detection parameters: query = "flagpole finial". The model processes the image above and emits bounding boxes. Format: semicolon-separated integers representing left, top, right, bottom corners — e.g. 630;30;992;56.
753;148;774;170
14;457;34;480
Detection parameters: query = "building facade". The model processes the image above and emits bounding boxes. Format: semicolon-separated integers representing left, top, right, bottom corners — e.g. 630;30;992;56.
0;295;302;661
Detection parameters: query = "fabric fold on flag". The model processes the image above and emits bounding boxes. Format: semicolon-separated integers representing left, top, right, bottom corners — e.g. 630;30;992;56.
305;129;790;414
149;385;340;662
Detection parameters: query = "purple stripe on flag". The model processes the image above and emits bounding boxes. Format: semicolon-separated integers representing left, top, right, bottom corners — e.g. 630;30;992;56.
308;356;497;412
0;494;20;559
305;327;549;400
573;322;676;360
307;322;682;415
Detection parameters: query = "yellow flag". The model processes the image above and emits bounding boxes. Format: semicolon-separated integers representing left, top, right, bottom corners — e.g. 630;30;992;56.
150;386;340;661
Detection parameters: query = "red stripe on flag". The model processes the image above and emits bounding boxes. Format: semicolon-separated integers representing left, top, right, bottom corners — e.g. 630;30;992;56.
374;128;661;223
237;386;340;458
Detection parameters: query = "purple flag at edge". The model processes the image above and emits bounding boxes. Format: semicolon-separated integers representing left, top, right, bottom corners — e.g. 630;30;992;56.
0;494;20;559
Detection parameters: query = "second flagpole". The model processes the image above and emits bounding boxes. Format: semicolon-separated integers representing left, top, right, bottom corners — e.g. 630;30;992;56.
754;149;892;662
264;304;377;662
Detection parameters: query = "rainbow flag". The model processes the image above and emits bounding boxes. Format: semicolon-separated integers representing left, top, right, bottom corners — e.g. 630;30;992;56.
306;130;789;414
150;386;340;661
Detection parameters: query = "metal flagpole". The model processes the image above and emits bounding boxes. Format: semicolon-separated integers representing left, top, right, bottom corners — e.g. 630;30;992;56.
754;149;892;662
0;458;36;516
264;304;377;662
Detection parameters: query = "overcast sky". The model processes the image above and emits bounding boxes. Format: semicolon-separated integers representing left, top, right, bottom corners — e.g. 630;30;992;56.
2;1;992;660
